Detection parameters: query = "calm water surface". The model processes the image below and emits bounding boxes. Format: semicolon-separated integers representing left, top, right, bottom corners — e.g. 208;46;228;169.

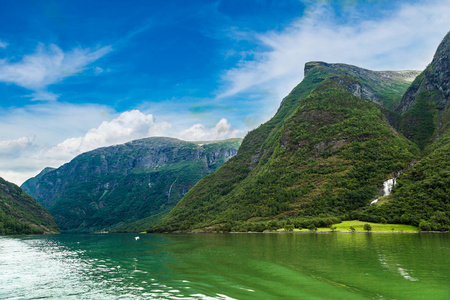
0;233;448;299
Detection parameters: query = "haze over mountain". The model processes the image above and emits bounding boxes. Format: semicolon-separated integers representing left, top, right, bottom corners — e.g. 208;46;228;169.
150;31;450;233
22;137;241;233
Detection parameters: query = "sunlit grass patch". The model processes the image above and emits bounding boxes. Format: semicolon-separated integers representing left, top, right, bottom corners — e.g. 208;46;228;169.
317;220;418;232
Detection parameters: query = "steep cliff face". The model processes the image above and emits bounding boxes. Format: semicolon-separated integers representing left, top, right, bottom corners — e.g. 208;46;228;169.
22;137;241;232
397;31;450;149
150;65;420;232
0;177;59;234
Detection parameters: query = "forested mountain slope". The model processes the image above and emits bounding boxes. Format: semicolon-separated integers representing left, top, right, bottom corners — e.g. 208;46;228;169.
22;137;241;233
150;67;420;232
397;31;450;150
151;31;450;233
365;32;450;231
0;177;59;235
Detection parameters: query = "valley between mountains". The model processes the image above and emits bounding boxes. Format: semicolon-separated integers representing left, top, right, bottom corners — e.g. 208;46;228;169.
2;31;449;235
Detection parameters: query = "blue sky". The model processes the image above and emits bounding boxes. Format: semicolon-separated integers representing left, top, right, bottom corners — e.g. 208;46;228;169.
1;0;450;184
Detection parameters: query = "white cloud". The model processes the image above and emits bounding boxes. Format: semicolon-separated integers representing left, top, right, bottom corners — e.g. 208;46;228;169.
28;91;60;101
219;0;450;102
0;102;113;145
178;118;242;141
0;43;112;100
0;169;38;188
44;110;172;161
0;102;114;184
0;104;243;185
94;66;104;75
0;136;35;156
0;41;8;49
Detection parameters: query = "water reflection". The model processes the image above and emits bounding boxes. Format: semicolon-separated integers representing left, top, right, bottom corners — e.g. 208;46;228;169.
0;235;237;299
0;233;448;299
158;233;449;299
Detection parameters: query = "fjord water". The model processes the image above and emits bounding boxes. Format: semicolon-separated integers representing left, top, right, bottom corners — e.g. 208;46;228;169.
0;233;448;299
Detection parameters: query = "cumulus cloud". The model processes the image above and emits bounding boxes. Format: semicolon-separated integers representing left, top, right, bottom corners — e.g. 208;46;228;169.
0;43;112;100
178;118;242;141
219;0;450;101
0;102;114;145
44;110;171;161
0;103;244;185
0;136;35;156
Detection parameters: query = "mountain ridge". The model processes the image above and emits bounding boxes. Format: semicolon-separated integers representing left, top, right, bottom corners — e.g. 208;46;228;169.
22;137;241;232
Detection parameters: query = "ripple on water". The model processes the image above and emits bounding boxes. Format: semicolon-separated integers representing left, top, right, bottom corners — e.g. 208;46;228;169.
0;236;236;300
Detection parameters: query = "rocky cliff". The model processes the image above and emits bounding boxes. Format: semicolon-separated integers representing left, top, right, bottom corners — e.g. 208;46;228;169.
22;137;241;232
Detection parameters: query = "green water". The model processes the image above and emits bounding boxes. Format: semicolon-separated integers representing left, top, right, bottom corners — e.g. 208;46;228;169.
0;233;448;299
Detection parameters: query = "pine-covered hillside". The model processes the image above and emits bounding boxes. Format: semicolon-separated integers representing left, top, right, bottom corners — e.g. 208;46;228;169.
22;137;241;233
0;177;59;235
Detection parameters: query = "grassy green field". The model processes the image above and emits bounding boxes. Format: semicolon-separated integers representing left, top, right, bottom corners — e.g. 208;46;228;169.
277;220;418;232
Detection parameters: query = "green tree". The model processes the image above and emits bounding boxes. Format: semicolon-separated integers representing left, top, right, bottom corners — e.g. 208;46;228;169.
267;220;279;231
307;224;317;231
284;224;295;231
363;223;372;232
419;220;431;231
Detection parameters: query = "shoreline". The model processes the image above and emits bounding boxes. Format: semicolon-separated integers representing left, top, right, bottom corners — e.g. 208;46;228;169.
178;229;449;234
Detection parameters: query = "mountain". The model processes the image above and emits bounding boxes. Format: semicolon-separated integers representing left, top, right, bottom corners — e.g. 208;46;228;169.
303;61;418;108
150;64;421;232
22;137;241;233
0;177;59;235
365;32;450;231
397;31;450;150
150;32;450;233
21;167;55;197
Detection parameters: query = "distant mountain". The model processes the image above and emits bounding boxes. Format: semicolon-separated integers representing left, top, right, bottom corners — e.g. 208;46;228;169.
150;31;450;233
0;177;59;235
21;167;55;197
22;137;241;233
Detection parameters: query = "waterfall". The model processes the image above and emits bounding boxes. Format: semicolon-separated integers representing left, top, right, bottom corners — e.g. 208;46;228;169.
167;177;177;202
371;178;397;205
383;178;396;196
